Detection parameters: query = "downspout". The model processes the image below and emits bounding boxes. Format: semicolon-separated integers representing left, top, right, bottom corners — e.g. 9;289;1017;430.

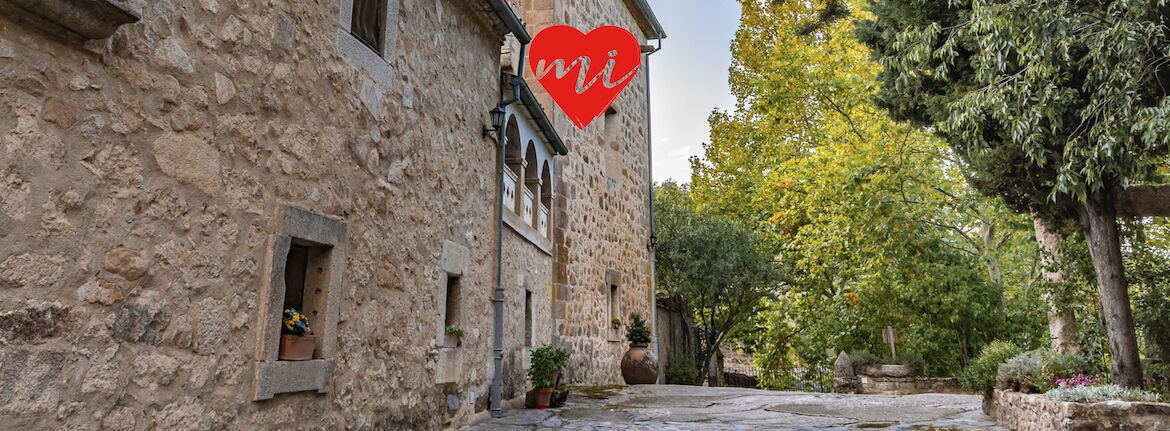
491;39;527;419
643;34;663;383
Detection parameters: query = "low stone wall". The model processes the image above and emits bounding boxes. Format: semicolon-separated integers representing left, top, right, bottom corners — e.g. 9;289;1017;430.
992;389;1170;431
858;376;963;395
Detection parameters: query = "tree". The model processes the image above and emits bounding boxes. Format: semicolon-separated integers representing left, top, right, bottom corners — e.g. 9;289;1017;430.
654;181;778;385
857;0;1170;386
691;0;1046;380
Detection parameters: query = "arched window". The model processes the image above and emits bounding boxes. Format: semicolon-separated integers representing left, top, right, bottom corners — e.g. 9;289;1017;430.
522;141;539;227
503;115;522;214
539;161;552;238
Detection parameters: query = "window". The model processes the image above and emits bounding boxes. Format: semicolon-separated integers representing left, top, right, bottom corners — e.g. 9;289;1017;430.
443;276;462;347
524;290;533;347
436;241;469;384
609;284;619;322
605;269;622;341
253;204;347;401
336;0;398;86
281;242;333;361
282;245;309;311
603;106;619;142
351;0;386;53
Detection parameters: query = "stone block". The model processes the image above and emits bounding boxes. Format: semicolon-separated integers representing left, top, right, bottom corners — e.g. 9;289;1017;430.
0;301;70;344
151;133;221;195
0;253;67;288
605;269;621;286
0;350;65;414
101;247;149;281
435;347;462;385
441;240;470;277
76;279;122;305
111;291;170;344
253;358;333;400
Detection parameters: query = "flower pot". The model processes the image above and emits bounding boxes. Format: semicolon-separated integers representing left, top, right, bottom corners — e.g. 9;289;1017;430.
444;333;461;348
534;387;554;409
621;342;659;384
279;334;317;360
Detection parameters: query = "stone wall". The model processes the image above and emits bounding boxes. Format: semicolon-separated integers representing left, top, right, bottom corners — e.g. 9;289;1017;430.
992;389;1170;431
518;0;657;387
497;227;555;404
0;0;536;429
857;376;964;395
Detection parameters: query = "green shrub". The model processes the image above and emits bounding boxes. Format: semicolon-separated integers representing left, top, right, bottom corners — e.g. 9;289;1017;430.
626;314;652;344
997;350;1046;393
848;350;879;368
996;348;1094;393
960;340;1022;395
528;344;569;389
665;354;699;385
1042;352;1093;386
896;352;925;374
1047;385;1161;403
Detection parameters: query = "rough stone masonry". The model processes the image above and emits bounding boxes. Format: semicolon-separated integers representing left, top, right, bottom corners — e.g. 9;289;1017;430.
0;0;662;429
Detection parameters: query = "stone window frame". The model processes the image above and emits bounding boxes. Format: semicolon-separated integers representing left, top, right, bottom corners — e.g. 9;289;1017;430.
435;240;469;384
606;269;623;343
336;0;399;86
253;204;347;401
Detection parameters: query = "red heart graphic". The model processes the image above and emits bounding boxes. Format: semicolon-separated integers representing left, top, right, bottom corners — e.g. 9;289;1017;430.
528;26;642;130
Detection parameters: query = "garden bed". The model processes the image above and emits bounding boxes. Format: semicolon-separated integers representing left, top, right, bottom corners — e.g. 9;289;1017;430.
992;389;1170;431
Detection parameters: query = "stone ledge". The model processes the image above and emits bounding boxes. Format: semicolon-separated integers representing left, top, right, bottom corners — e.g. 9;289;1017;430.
254;359;333;400
3;0;140;40
503;210;553;255
992;389;1170;431
336;29;394;88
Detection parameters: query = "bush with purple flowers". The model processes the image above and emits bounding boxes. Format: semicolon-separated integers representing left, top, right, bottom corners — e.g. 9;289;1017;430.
1051;374;1105;389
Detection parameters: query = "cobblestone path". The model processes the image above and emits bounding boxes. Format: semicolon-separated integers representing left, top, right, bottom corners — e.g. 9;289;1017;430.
464;385;1006;430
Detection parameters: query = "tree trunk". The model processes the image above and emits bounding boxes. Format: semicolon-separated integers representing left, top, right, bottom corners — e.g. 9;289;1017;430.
1033;216;1080;355
1077;190;1143;387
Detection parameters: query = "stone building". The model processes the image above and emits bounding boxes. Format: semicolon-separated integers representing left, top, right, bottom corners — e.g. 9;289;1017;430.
0;0;661;429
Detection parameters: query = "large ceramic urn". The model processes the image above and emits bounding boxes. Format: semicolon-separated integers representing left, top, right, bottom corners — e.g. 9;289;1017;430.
620;342;659;384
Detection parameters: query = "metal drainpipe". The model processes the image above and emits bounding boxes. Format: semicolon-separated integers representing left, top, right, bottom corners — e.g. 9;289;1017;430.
491;39;527;419
644;34;663;384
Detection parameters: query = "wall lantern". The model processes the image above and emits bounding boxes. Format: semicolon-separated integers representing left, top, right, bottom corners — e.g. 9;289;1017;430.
484;106;507;138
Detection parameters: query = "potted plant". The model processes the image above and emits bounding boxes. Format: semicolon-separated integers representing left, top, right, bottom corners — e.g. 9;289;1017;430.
528;344;569;408
279;308;316;360
611;317;622;329
620;313;658;384
444;325;465;347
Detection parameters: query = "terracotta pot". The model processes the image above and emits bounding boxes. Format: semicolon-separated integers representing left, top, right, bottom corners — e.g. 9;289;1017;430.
279;334;317;360
534;387;554;409
621;342;659;384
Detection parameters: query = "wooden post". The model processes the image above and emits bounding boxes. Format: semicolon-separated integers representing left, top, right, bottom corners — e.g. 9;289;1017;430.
882;326;898;359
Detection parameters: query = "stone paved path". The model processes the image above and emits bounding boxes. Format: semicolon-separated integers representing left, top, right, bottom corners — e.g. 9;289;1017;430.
464;385;1006;430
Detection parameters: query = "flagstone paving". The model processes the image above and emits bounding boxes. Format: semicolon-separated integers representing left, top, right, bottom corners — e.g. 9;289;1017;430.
464;385;1006;430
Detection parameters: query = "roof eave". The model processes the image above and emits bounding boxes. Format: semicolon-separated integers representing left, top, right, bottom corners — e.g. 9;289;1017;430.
622;0;666;40
509;75;567;156
483;0;531;43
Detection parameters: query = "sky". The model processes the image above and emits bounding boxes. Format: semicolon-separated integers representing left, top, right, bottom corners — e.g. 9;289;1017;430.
647;0;741;183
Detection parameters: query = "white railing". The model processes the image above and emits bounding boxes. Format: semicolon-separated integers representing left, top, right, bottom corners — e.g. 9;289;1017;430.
522;189;534;227
503;169;518;214
538;204;549;238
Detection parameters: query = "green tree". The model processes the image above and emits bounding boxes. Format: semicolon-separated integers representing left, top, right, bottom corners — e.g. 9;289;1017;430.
655;181;779;385
692;0;1046;380
858;0;1170;386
